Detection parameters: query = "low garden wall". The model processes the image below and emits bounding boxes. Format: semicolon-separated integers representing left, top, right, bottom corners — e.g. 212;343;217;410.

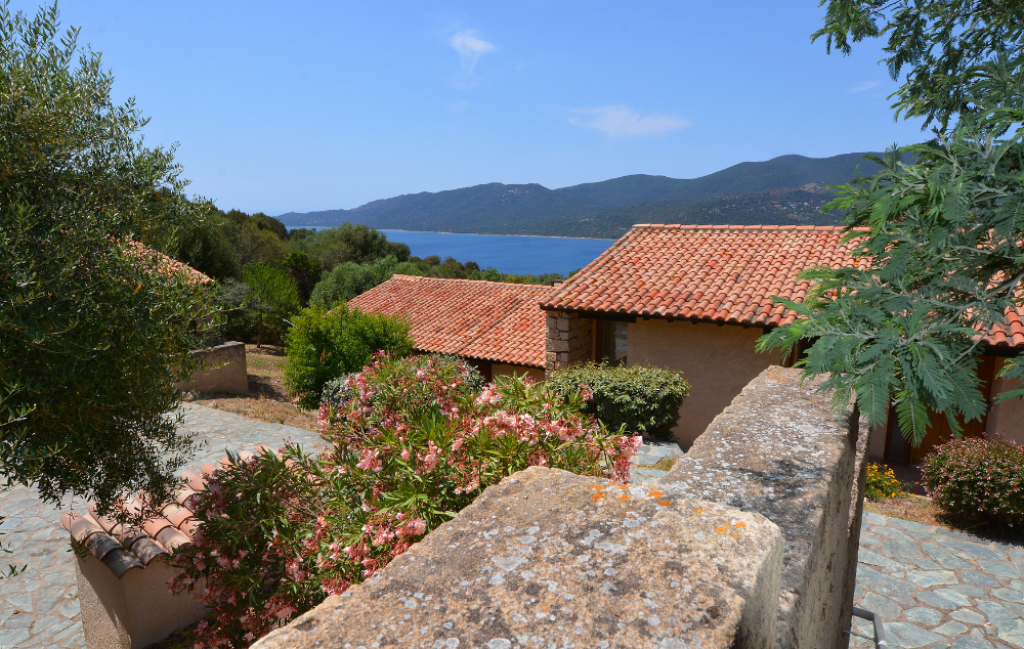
252;366;869;649
175;340;248;396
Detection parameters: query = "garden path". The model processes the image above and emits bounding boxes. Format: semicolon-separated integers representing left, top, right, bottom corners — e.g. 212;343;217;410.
849;511;1024;648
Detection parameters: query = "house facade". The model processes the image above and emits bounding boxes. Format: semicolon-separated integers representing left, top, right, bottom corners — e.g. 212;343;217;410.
348;274;553;382
541;223;1024;457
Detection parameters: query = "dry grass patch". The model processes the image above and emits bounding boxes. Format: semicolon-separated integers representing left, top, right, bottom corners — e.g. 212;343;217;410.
188;344;318;431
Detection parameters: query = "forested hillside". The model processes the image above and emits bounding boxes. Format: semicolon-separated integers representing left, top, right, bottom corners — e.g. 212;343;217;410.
278;152;881;237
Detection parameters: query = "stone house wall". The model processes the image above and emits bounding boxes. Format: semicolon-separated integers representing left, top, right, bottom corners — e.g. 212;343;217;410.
544;310;594;374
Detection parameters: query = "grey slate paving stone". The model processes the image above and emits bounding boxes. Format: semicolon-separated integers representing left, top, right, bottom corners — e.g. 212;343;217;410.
977;560;1021;579
907;557;944;571
976;601;1024;646
950;630;996;649
951;609;988;626
906;570;959;588
864;511;888;525
937;538;1009;562
933;622;971;638
904;606;944;626
860;591;903;621
858;565;919;603
963;571;1003;587
885;622;946;648
860;532;881;547
951;584;991;598
888;518;937;533
991;588;1024;603
859;549;905;571
918;590;969;610
883;536;925;558
923;542;973;570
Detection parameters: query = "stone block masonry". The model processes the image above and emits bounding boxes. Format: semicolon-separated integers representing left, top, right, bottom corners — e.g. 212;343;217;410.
658;366;870;649
175;340;248;396
544;311;593;375
253;467;785;649
253;366;869;649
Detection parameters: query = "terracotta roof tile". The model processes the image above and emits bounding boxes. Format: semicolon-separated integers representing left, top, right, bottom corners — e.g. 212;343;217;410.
542;224;865;326
348;275;557;368
126;240;213;285
60;447;283;578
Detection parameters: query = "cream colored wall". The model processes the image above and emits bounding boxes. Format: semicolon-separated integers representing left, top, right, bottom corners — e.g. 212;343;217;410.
986;360;1024;445
176;341;248;396
492;363;546;383
75;554;206;649
627;319;781;447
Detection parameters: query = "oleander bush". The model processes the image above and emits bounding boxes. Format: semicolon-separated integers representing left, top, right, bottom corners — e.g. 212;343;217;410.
170;353;640;648
920;435;1024;528
547;361;689;441
319;354;484;416
865;463;908;500
283;305;413;409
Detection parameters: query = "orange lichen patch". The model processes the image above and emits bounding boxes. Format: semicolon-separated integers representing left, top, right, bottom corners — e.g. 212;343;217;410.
658;499;672;507
589;484;606;490
646;490;664;499
693;508;705;514
734;522;746;528
618;494;631;501
591;494;603;501
732;534;740;539
715;527;728;534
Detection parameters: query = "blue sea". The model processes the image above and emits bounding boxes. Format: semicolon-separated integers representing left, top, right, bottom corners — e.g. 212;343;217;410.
284;226;613;277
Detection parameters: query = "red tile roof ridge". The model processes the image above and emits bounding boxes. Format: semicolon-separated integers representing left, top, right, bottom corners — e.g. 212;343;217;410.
628;223;852;232
384;274;553;290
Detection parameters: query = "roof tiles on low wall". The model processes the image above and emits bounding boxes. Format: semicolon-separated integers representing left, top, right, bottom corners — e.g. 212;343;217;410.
60;446;281;578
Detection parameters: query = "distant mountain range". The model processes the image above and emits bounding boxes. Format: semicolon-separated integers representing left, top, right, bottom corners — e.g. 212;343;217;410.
276;152;882;239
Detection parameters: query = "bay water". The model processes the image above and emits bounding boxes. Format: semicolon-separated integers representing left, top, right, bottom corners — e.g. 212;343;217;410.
284;226;613;277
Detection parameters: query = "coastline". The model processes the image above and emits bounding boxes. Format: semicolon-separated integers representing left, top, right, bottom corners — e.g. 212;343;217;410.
283;225;615;242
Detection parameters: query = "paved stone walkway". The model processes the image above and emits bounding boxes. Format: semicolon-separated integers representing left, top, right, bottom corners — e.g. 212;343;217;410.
849;511;1024;648
0;404;323;649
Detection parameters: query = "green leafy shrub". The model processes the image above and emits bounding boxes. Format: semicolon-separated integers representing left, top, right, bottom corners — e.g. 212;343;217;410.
309;255;399;309
921;436;1024;528
547;362;689;441
865;463;907;500
284;306;413;409
171;355;640;647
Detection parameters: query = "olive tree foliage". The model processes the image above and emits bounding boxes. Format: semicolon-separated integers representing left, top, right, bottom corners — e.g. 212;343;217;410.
1;1;210;531
758;0;1024;444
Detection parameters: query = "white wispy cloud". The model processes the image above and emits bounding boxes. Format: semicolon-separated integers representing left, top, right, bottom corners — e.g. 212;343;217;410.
849;81;881;93
568;105;690;140
449;29;496;75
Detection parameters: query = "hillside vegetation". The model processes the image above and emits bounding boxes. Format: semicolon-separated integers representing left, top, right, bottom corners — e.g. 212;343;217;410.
278;152;881;237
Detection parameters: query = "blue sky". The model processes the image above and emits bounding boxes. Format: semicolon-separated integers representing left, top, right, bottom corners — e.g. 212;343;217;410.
16;1;926;216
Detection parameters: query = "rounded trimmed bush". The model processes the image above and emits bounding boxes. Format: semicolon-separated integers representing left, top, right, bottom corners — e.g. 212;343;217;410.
921;435;1024;527
546;361;689;441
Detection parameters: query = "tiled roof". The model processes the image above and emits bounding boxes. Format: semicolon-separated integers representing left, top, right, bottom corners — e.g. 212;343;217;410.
541;224;867;327
127;240;213;285
985;306;1024;348
60;447;281;578
348;275;556;368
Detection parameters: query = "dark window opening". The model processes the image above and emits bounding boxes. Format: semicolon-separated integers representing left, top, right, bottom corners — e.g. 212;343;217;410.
600;320;628;366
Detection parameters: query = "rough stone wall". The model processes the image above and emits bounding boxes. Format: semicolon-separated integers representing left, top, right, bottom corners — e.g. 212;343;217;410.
253;467;785;649
544;310;594;376
247;364;869;649
175;341;248;396
657;365;869;649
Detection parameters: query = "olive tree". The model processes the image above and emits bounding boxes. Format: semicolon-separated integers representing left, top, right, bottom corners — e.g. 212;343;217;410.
1;0;211;546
